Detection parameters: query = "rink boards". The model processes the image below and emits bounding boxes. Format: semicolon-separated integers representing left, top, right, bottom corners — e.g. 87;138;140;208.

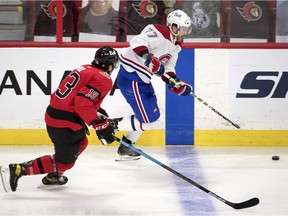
0;48;287;146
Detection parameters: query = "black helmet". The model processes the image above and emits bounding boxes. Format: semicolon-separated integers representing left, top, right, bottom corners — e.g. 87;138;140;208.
93;46;119;73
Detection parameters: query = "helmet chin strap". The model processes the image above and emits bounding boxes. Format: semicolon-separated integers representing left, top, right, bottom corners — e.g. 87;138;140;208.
169;25;179;36
169;27;179;44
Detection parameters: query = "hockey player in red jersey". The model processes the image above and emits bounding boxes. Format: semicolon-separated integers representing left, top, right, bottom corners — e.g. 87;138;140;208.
1;46;119;192
114;10;193;161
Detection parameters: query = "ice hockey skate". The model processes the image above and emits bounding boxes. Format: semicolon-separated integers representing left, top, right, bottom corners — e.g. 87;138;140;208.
9;163;28;192
0;163;27;192
115;136;141;162
38;172;68;190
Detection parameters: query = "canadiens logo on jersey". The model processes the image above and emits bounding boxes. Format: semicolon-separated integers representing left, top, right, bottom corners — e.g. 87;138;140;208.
41;0;67;20
159;54;172;65
236;2;262;22
132;0;158;18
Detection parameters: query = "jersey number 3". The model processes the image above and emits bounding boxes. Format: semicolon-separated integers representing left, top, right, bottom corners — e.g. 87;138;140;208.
56;72;80;99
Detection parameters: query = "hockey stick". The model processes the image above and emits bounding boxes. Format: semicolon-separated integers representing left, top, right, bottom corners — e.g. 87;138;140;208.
114;136;259;209
163;73;240;129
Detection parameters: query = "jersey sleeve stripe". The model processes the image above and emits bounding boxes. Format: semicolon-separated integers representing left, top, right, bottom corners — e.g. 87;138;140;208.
120;54;153;76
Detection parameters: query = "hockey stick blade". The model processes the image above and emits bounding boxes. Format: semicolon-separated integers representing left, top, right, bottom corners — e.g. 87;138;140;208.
114;136;259;210
229;197;260;210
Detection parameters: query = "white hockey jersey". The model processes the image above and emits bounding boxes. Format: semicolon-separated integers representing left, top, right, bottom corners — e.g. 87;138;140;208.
120;24;182;84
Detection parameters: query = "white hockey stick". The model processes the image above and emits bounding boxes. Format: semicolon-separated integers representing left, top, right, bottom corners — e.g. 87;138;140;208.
163;73;240;129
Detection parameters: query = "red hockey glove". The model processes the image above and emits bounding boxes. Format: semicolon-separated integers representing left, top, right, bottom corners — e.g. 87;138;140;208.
144;53;165;76
168;78;192;96
92;118;115;145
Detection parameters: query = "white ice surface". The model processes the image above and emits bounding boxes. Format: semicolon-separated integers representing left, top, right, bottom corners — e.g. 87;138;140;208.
0;145;287;216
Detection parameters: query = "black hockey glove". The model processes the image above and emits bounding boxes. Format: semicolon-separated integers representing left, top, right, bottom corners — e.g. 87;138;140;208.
92;118;115;145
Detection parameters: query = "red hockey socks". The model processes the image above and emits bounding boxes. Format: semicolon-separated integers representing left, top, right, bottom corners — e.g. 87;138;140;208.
25;155;55;175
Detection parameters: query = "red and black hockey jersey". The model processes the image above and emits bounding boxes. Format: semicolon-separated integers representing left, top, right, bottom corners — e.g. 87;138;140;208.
45;64;113;131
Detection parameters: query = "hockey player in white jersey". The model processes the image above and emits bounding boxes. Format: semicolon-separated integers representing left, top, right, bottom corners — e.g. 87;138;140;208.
114;9;193;161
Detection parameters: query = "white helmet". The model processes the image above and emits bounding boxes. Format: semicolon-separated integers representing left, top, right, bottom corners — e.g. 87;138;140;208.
167;9;192;36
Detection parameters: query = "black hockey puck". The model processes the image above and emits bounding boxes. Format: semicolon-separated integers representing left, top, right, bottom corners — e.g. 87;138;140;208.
272;155;280;160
